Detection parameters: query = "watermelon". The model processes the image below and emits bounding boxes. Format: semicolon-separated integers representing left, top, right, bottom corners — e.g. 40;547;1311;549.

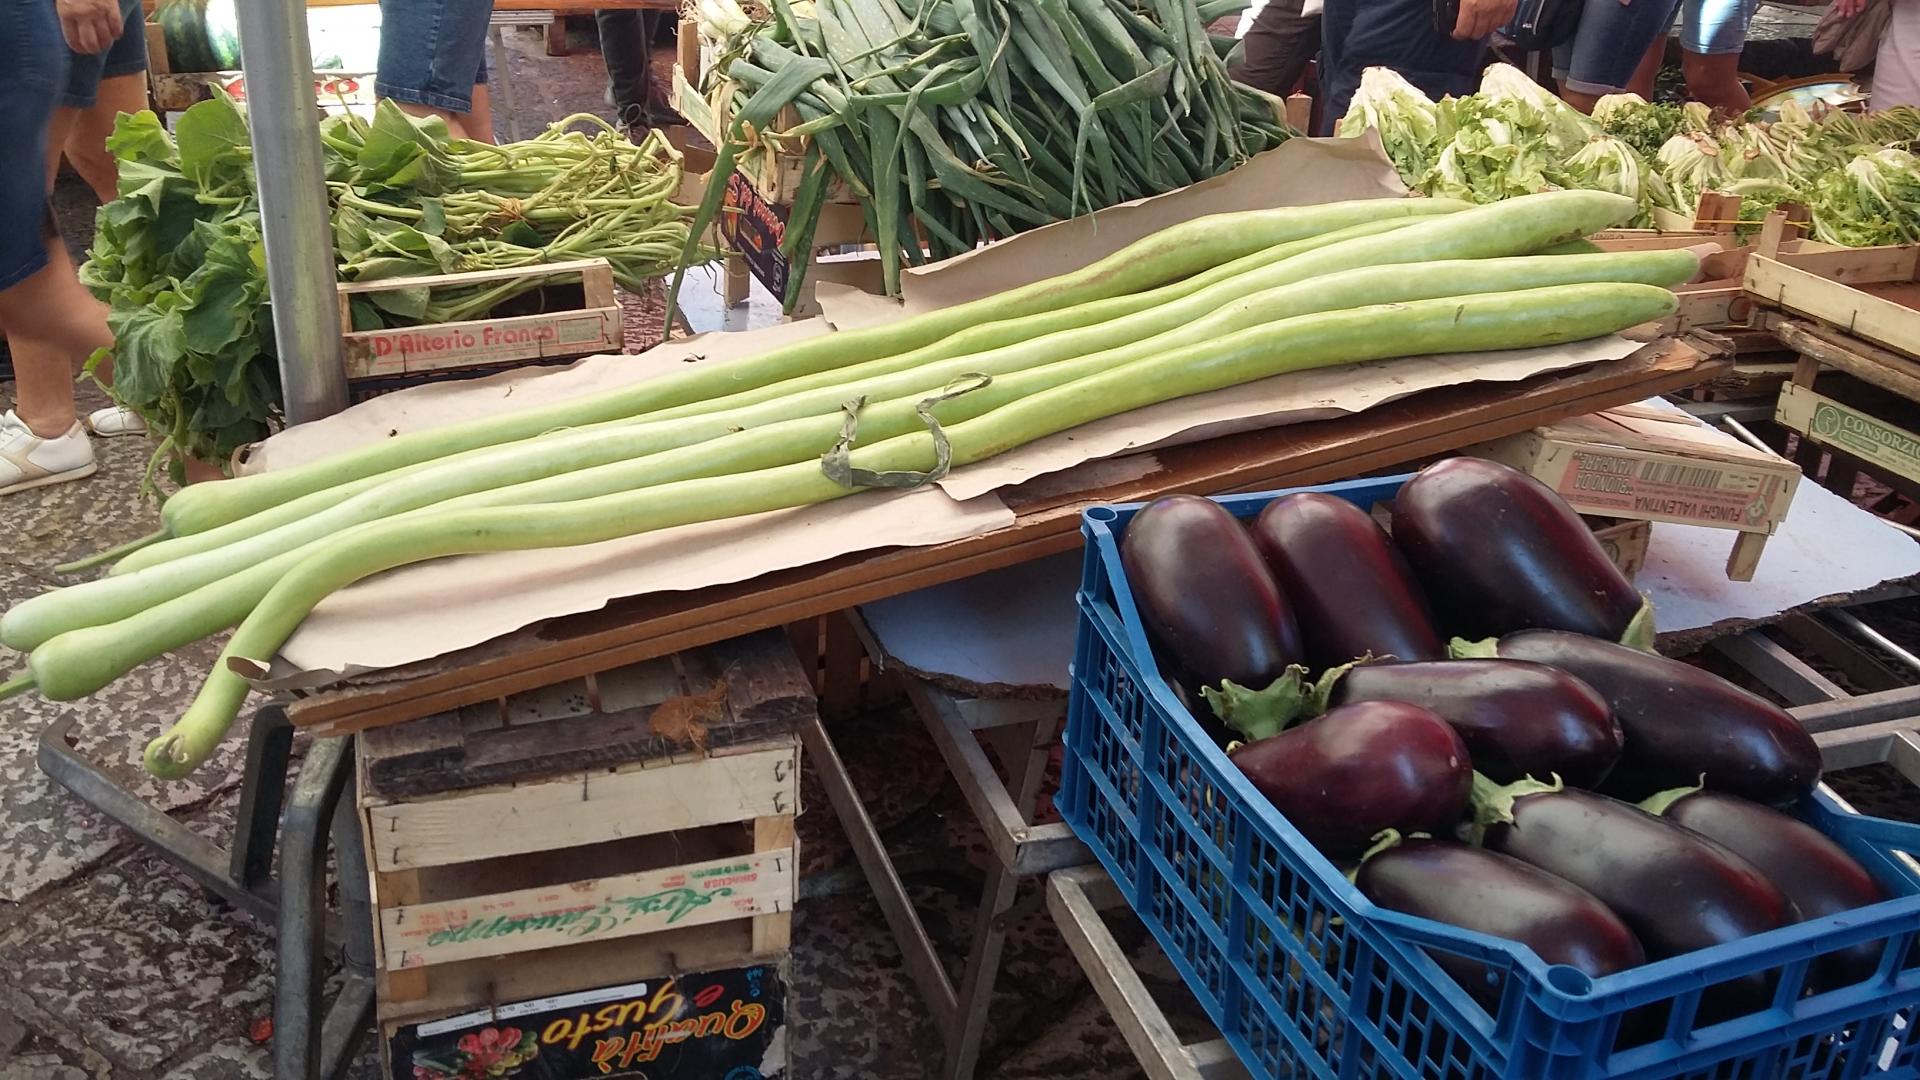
155;0;241;73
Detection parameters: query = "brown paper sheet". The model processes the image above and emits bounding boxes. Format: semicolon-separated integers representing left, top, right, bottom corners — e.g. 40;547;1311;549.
245;134;1629;682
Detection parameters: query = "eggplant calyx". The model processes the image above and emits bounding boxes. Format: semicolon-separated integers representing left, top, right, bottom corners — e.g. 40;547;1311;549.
1637;777;1705;817
1202;665;1311;741
1303;654;1388;717
1619;598;1657;653
1448;635;1501;660
1466;771;1563;845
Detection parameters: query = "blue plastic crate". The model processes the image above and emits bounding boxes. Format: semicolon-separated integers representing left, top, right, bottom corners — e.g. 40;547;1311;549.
1059;474;1920;1080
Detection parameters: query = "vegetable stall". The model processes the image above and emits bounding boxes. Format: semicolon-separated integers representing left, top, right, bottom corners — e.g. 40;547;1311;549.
14;4;1920;1078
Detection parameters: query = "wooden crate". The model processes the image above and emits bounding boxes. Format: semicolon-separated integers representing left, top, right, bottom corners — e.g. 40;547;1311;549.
360;630;810;1027
337;258;622;383
1746;245;1920;362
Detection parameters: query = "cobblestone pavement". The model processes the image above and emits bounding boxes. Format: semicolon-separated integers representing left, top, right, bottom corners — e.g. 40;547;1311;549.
0;20;1156;1080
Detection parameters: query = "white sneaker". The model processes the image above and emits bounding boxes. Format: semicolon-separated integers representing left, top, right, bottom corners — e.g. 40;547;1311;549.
0;411;97;496
84;405;148;437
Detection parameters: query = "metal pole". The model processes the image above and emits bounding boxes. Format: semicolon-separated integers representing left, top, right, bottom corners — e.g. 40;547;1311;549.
236;0;348;423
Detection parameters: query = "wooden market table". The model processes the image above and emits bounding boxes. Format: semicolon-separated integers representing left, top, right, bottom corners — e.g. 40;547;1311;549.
283;336;1726;740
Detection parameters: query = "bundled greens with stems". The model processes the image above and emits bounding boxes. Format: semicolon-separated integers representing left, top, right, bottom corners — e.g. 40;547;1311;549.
1;190;1693;779
1340;64;1920;241
669;0;1293;315
79;93;704;476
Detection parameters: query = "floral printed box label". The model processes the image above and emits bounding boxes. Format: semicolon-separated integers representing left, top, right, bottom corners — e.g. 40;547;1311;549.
389;962;787;1079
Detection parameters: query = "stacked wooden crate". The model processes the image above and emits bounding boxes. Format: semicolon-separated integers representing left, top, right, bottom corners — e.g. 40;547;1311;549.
361;630;808;1078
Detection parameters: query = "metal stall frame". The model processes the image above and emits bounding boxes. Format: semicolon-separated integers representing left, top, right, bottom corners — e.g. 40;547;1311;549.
37;709;373;1079
801;613;1090;1080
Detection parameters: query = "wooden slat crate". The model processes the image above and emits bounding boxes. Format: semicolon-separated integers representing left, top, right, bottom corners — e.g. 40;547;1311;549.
337;257;621;383
360;630;811;1027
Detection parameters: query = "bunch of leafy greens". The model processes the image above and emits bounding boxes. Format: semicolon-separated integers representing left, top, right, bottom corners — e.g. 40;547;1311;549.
80;100;275;484
1592;93;1686;160
81;93;701;482
1810;147;1920;246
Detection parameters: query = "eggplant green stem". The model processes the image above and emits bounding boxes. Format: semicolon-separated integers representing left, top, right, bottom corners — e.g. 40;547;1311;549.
1620;599;1657;652
1638;779;1705;817
1466;771;1563;845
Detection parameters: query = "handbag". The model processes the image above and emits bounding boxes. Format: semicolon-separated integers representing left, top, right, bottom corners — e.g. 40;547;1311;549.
1500;0;1584;50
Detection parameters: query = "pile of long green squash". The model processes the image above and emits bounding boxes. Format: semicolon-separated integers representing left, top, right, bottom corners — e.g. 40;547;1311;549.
0;190;1694;779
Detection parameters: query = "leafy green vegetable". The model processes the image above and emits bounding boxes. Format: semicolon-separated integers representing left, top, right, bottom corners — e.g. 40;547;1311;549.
82;93;705;479
1810;147;1920;247
1593;93;1685;160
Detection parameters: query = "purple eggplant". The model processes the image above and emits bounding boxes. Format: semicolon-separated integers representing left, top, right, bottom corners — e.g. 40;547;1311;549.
1357;837;1645;1008
1250;492;1444;670
1330;659;1623;788
1648;789;1889;991
1479;630;1821;806
1392;458;1648;645
1231;701;1471;856
1121;495;1303;692
1479;782;1796;1017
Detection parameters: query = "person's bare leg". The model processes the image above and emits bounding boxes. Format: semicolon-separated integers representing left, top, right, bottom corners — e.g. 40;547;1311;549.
1563;88;1601;113
63;73;147;202
2;248;111;437
44;107;81;192
457;82;494;143
1628;37;1666;99
1682;50;1750;116
389;99;471;139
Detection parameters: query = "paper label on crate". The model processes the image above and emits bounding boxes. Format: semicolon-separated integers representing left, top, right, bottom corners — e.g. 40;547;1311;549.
381;851;791;969
1541;448;1789;531
721;173;791;302
220;71;376;112
1779;382;1920;485
347;313;619;377
386;962;786;1079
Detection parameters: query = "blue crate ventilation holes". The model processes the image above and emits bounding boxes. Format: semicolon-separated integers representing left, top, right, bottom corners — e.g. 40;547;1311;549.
1059;474;1920;1080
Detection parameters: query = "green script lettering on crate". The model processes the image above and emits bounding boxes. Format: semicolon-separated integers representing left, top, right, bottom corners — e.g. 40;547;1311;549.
423;886;735;948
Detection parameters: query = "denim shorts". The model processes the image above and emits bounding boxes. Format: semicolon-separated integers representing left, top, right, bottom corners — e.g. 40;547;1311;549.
1681;0;1759;55
376;0;493;113
1553;0;1685;95
0;0;65;291
62;0;148;109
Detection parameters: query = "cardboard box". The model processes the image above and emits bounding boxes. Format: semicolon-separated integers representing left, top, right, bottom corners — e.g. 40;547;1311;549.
385;962;788;1079
1467;404;1802;580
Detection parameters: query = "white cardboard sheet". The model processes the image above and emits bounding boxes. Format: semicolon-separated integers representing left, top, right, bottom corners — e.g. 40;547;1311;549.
245;135;1637;682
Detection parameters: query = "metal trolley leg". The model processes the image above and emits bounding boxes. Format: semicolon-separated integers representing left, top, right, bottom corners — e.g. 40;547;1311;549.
37;705;372;1080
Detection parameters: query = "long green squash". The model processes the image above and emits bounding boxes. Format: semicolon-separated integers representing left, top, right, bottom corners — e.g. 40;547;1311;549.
6;248;1694;666
110;213;1436;576
153;197;1470;538
141;281;1677;776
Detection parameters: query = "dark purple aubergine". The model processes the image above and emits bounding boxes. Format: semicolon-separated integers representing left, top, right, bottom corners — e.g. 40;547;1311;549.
1482;785;1797;1017
1231;701;1471;856
1121;495;1303;692
1487;630;1821;806
1358;838;1645;1008
1331;659;1623;788
1250;492;1444;669
1392;458;1645;642
1652;790;1889;991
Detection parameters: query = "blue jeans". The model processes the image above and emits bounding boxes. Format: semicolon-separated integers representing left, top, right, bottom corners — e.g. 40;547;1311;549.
62;0;148;108
1319;0;1485;135
0;0;64;291
1553;0;1684;95
376;0;493;113
1681;0;1758;54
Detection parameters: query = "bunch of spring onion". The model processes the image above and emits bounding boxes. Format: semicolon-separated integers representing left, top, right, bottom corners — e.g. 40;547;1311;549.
668;0;1293;315
1;191;1694;778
